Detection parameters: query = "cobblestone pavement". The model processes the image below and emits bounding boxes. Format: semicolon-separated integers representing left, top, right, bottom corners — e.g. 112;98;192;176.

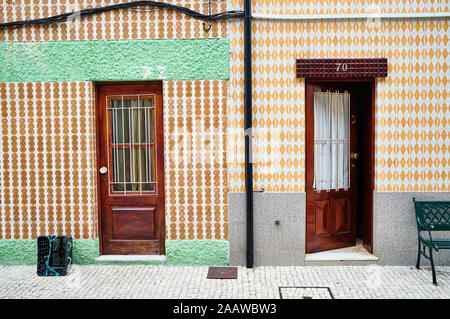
0;265;449;299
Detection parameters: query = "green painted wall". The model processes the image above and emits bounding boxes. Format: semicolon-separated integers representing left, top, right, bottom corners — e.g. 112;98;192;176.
166;240;229;265
0;39;230;82
0;239;229;265
0;239;100;265
0;239;38;265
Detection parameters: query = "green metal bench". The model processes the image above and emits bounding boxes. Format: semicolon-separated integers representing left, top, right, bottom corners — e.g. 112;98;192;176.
413;198;450;285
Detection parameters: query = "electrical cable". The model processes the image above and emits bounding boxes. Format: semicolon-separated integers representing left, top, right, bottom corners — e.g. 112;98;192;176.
0;1;244;28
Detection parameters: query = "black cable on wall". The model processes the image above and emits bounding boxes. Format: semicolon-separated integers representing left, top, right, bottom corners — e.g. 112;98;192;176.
0;1;244;28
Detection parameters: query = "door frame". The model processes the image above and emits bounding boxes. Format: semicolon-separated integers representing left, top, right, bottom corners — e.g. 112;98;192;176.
305;78;375;253
94;81;166;255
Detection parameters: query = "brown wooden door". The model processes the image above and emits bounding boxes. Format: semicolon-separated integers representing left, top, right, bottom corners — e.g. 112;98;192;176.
306;82;359;253
96;82;165;255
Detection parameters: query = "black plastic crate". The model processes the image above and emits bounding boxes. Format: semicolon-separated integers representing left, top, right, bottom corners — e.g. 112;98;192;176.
37;235;72;276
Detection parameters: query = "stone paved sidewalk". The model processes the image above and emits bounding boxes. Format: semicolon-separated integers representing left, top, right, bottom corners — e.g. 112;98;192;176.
0;265;449;299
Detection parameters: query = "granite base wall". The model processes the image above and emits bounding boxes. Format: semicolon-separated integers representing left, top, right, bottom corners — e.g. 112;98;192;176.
229;191;450;266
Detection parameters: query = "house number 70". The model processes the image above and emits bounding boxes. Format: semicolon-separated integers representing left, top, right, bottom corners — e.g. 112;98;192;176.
336;63;348;71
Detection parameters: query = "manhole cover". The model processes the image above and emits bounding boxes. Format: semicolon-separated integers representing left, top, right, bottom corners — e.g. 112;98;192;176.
207;267;238;279
279;286;334;299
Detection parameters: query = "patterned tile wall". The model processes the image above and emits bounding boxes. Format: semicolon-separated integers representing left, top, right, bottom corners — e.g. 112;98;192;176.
0;0;227;41
227;18;449;192
0;79;229;240
229;0;449;15
0;81;97;239
164;80;228;240
0;1;229;240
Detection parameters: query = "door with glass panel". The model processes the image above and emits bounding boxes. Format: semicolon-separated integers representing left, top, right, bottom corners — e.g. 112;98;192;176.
96;82;164;255
305;82;358;253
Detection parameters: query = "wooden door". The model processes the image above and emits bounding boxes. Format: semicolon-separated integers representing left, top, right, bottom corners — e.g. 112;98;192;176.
96;82;165;255
306;82;359;253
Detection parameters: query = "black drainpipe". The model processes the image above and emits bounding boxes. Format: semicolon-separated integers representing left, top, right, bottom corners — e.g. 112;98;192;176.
244;0;253;269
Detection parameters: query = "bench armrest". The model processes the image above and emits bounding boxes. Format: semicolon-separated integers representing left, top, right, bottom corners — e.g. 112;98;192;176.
417;217;435;231
417;218;439;251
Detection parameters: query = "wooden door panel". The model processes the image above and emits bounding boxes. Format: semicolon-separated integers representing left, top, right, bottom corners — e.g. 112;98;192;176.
313;233;355;252
107;240;161;255
315;200;330;235
334;198;351;234
306;81;358;253
96;82;165;255
110;207;156;239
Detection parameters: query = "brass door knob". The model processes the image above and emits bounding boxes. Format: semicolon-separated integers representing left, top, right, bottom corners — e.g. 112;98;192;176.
350;152;359;160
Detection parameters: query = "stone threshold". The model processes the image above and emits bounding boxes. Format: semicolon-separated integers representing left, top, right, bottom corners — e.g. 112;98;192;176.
95;255;167;262
305;241;378;262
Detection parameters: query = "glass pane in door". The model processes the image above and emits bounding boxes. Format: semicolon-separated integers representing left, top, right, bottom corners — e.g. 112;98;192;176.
108;96;156;195
313;91;350;191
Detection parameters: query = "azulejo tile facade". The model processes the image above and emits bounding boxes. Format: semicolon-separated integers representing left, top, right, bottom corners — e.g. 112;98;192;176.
0;81;97;240
226;0;449;265
164;80;228;241
227;13;448;192
0;0;449;266
0;79;229;242
0;0;227;42
0;0;230;263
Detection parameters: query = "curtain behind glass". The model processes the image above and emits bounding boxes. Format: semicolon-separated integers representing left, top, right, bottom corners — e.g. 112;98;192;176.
110;97;155;193
313;91;350;191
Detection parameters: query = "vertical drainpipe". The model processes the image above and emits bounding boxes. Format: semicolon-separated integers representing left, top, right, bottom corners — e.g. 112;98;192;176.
244;0;253;268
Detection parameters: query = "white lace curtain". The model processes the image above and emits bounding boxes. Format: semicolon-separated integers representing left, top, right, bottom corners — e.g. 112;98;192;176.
313;91;350;191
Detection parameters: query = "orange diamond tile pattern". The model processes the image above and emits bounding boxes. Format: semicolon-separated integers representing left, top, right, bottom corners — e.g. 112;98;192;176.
0;80;229;240
229;0;449;15
0;1;229;240
0;81;98;239
0;0;227;41
164;80;228;240
227;17;449;193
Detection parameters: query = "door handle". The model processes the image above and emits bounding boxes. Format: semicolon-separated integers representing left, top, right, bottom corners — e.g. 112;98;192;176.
99;167;107;174
350;152;359;160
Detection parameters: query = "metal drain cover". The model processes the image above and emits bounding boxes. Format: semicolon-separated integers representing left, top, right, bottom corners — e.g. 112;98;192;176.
279;286;334;299
207;267;238;279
